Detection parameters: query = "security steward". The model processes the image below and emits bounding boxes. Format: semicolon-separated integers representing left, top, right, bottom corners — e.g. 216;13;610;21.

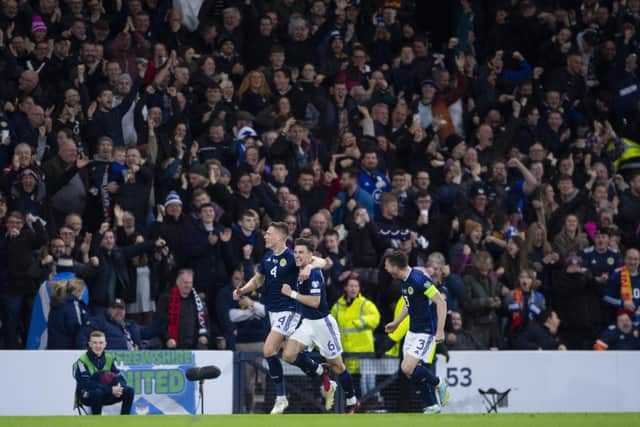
73;330;134;414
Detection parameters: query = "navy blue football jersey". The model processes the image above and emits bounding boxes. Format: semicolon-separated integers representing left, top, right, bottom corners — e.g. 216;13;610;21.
401;268;439;334
257;249;299;312
297;268;330;320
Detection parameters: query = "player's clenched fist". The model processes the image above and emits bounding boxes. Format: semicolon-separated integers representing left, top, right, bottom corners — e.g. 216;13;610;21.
281;284;292;297
384;321;398;333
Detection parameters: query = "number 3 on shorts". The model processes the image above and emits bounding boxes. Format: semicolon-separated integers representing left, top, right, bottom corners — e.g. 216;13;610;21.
415;339;426;354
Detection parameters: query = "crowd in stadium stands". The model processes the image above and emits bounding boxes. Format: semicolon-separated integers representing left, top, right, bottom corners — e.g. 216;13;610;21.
0;0;640;354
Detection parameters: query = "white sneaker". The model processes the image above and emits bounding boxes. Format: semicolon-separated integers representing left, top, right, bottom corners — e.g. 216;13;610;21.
423;403;442;414
270;396;289;414
324;380;337;411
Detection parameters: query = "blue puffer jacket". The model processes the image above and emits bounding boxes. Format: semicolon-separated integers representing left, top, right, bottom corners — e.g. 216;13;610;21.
47;295;90;349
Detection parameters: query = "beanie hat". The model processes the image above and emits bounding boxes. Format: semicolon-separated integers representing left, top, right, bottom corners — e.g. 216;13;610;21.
564;254;583;269
32;16;47;33
164;191;182;208
236;126;257;143
464;219;483;236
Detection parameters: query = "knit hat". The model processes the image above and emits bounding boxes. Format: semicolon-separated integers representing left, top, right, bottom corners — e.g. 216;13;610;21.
564;254;583;269
464;219;482;236
236;126;257;143
446;133;466;153
19;167;39;180
421;79;438;89
164;191;183;208
469;183;486;199
110;298;126;309
32;16;47;33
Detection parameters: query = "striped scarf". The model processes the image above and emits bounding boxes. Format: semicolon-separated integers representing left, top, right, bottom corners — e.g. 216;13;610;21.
620;266;633;302
509;288;524;332
168;287;207;343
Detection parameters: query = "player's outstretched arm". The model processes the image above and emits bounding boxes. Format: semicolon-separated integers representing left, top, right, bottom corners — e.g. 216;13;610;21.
385;303;408;333
281;284;321;308
233;273;265;300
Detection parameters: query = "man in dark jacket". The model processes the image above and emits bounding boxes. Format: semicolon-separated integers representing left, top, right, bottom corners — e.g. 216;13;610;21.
89;227;165;312
3;211;47;348
149;191;192;269
42;140;90;231
156;269;210;349
445;311;483;350
617;173;640;249
229;209;265;266
550;255;602;349
593;311;640;350
74;330;134;415
80;299;144;350
91;76;142;147
512;309;566;350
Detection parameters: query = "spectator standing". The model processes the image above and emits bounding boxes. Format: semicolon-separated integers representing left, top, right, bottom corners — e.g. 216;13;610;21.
156;269;209;349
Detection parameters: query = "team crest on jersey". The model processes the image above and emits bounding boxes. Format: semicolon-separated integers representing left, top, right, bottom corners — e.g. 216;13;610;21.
312;280;320;288
607;257;614;265
408;286;414;295
280;259;287;267
340;258;346;266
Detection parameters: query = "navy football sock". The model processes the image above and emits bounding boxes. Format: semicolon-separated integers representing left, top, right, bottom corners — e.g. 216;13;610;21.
338;369;356;399
411;364;438;407
293;352;321;377
411;364;440;387
266;355;286;396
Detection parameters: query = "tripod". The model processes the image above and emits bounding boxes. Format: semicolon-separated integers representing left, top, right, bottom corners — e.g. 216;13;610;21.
196;380;205;415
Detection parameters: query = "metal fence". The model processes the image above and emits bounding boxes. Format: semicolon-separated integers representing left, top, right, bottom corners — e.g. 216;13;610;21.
233;352;434;414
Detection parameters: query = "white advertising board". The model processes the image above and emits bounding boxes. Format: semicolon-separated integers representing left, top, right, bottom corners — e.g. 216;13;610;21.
435;351;640;413
0;350;233;415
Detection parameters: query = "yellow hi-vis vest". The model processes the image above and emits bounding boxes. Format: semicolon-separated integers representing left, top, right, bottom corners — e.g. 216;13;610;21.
331;294;380;373
385;297;410;357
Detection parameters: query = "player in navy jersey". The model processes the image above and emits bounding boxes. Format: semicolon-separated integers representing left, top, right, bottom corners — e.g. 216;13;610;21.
280;238;360;413
233;222;328;414
384;250;449;414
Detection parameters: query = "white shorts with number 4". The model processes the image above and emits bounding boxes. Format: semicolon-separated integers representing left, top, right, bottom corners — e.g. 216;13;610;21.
290;316;343;359
269;310;301;337
403;331;437;364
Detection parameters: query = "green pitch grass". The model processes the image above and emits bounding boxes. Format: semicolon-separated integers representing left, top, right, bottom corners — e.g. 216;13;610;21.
2;413;639;427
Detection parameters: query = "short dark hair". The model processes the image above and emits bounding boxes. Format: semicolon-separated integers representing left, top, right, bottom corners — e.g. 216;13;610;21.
391;169;406;178
385;250;408;269
341;167;359;180
298;168;314;177
294;237;314;252
537;309;555;325
324;228;339;239
269;221;288;237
